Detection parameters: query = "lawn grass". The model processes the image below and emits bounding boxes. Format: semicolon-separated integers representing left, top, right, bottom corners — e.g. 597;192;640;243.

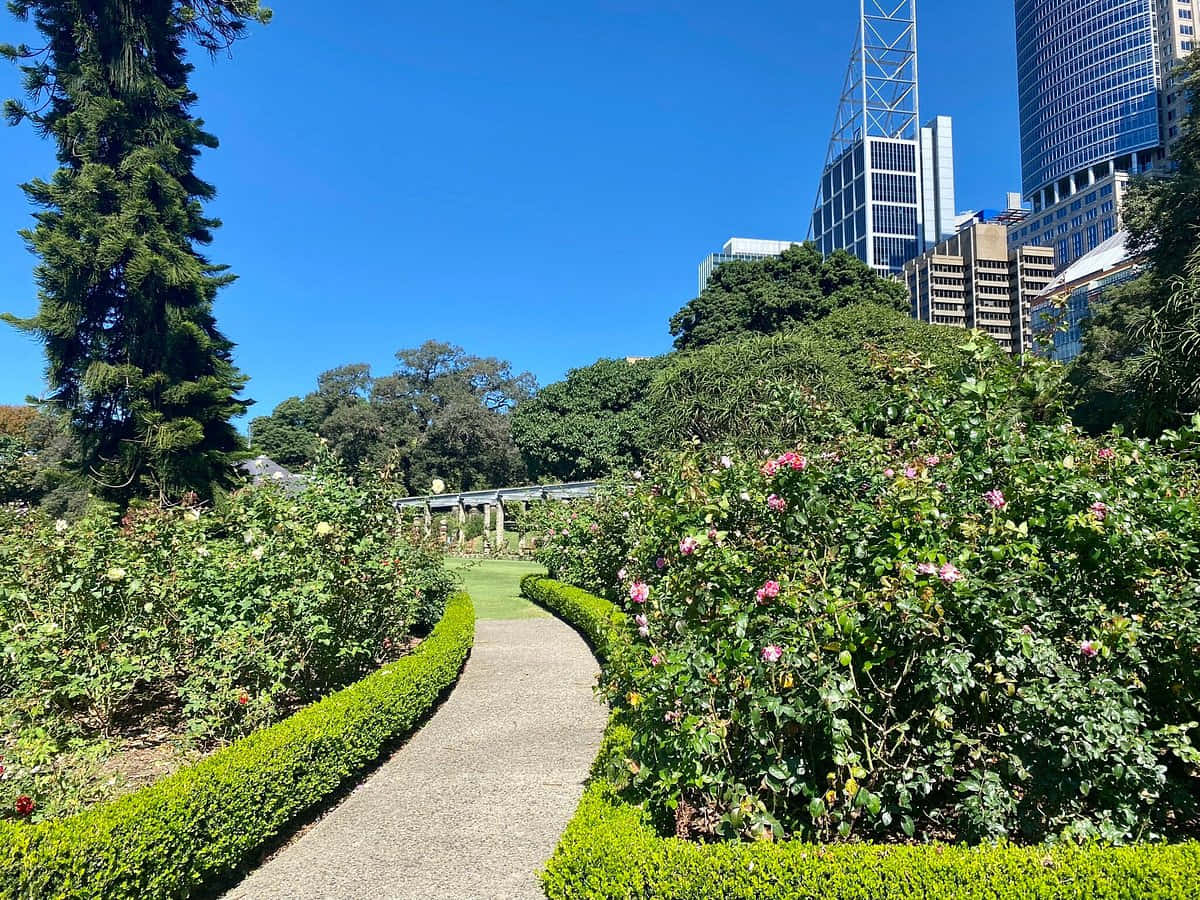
446;557;548;620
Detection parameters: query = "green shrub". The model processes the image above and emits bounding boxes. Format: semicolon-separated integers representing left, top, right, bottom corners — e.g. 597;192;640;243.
0;592;474;900
0;467;454;820
649;303;988;451
524;577;1200;900
545;781;1200;900
539;343;1200;845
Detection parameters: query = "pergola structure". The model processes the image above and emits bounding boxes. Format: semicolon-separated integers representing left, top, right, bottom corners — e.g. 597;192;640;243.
393;481;599;549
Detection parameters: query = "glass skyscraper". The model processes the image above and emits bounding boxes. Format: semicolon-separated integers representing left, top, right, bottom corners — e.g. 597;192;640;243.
1015;0;1162;203
1011;0;1195;270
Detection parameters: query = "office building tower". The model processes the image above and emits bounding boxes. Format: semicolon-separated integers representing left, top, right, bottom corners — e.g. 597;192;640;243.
904;216;1054;354
1013;0;1195;269
808;1;957;276
697;238;801;294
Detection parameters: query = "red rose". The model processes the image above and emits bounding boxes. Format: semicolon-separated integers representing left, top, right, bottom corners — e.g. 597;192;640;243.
15;796;34;816
237;693;249;706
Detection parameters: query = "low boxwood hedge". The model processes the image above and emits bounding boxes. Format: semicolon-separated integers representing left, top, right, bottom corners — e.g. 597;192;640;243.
0;592;475;900
522;576;1200;900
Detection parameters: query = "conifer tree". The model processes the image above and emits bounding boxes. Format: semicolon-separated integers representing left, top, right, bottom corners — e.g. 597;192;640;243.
1;0;269;503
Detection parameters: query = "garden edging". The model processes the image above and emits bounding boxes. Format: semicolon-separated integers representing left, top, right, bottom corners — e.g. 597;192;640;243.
521;576;1200;900
0;592;476;900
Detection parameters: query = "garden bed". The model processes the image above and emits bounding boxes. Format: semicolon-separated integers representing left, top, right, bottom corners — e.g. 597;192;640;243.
0;591;475;900
523;576;1200;900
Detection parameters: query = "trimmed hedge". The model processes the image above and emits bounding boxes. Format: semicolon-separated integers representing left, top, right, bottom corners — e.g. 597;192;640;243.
0;592;476;900
521;577;1200;900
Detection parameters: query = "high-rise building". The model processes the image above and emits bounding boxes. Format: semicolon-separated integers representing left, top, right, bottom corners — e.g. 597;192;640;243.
1012;0;1195;270
903;216;1054;354
809;1;957;276
696;238;801;294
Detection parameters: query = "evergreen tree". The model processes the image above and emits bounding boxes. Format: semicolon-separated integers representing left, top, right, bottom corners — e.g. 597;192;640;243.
1;0;269;503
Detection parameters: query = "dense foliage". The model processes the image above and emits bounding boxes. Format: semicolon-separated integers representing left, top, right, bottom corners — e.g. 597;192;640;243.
251;341;534;494
651;303;980;452
536;344;1200;845
1071;53;1200;436
2;1;270;504
0;593;474;900
669;245;910;351
511;357;665;483
0;466;454;822
524;579;1200;899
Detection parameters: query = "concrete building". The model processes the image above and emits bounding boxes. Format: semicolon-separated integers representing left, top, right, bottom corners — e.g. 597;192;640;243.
697;237;801;294
1029;232;1143;362
809;2;957;276
1012;0;1195;270
904;217;1055;354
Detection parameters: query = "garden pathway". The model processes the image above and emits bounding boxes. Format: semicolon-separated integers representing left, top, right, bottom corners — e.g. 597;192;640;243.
224;564;607;900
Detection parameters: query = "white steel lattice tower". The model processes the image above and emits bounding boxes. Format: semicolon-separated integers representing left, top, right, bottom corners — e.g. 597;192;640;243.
809;0;955;276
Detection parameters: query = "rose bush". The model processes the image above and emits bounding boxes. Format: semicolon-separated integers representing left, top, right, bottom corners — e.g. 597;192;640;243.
0;464;454;822
540;342;1200;845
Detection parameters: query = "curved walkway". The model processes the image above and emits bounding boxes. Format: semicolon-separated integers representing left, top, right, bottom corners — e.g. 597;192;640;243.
225;588;607;899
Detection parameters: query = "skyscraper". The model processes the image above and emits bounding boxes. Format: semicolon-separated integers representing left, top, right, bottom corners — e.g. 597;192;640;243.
1011;0;1196;269
809;1;957;276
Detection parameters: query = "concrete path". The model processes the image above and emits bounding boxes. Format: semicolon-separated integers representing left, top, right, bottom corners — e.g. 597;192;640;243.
224;616;607;900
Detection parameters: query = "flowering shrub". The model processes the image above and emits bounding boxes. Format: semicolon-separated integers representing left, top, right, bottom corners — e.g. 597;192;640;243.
542;343;1200;845
0;466;454;822
527;479;638;600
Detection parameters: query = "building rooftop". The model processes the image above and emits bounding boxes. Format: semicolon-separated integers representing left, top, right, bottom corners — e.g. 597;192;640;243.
1039;231;1133;295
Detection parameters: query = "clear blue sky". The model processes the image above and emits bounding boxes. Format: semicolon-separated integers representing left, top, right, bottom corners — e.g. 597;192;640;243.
0;0;1021;420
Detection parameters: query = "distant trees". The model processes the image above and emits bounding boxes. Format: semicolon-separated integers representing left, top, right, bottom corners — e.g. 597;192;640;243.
511;357;666;482
1;1;269;504
668;244;910;350
1071;53;1200;436
250;342;535;495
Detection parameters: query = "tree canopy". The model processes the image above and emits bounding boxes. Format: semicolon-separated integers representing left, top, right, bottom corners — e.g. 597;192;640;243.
668;243;911;351
250;341;535;494
511;356;666;482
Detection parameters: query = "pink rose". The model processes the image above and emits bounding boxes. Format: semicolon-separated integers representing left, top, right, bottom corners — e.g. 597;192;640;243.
884;468;895;478
679;537;699;556
916;562;938;576
1090;501;1109;522
756;580;781;604
1080;640;1099;659
650;653;664;667
1097;448;1116;461
761;645;783;663
760;459;779;477
629;582;650;604
939;563;964;584
904;467;918;479
925;455;941;467
984;489;1007;510
767;494;787;512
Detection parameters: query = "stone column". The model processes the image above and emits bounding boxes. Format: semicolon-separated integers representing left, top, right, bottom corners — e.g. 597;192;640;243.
483;503;492;531
495;500;505;552
456;499;466;546
423;502;432;537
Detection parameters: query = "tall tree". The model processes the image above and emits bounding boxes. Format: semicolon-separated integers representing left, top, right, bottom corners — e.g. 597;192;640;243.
1;0;269;503
249;342;536;493
669;244;910;351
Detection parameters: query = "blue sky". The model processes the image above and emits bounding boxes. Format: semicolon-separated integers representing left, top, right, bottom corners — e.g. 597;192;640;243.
0;0;1021;421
